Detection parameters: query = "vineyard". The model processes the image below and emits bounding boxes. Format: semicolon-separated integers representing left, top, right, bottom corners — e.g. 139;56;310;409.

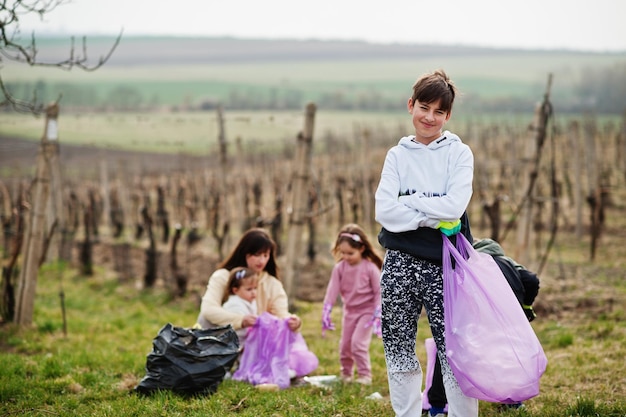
1;100;626;325
2;12;626;415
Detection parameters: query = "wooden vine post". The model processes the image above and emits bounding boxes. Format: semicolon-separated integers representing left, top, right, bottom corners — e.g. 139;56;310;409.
46;107;65;262
514;74;552;266
283;103;316;303
15;103;60;325
569;121;583;239
358;127;374;233
212;104;231;258
99;154;111;239
584;119;602;261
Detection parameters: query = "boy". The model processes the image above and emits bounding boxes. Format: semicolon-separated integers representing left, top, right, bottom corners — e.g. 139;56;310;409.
375;69;477;417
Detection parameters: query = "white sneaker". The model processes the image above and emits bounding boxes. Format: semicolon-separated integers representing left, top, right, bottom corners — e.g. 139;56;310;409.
355;376;372;385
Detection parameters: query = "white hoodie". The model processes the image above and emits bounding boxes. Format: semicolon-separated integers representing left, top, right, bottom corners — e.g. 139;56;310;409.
375;130;473;239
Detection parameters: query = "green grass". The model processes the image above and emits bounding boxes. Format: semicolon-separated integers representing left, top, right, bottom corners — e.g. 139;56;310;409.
4;38;624;111
1;254;625;416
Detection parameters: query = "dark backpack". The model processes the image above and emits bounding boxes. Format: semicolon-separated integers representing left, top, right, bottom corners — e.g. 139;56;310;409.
491;256;540;321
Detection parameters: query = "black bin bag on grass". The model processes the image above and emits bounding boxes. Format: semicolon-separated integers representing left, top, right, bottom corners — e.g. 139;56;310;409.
135;323;240;396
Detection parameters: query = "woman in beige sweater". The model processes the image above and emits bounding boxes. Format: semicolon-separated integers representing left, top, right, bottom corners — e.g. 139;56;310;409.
196;228;301;332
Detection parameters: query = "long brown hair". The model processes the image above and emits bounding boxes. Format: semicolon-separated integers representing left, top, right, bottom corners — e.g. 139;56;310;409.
219;228;279;278
332;223;383;269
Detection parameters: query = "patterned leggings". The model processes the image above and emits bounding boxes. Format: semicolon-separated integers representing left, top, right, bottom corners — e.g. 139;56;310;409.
381;250;477;417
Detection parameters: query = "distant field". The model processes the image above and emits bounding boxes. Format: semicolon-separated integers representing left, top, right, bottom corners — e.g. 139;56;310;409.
3;36;625;108
2;109;619;156
0;110;416;154
2;56;614;102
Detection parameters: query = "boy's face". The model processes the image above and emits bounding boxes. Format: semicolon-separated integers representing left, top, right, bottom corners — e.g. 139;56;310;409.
407;98;451;144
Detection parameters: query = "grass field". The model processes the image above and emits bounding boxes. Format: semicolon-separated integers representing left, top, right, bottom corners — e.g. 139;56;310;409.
1;217;625;417
2;109;621;161
3;36;625;110
2;59;549;110
0;110;416;155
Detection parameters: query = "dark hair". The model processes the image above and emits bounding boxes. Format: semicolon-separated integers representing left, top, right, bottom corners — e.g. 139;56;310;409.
223;266;258;303
332;223;383;269
410;69;457;113
219;228;279;278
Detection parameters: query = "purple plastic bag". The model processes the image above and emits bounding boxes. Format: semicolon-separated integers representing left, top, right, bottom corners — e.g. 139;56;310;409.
233;312;318;389
442;234;547;403
421;337;436;410
421;338;447;413
288;331;319;377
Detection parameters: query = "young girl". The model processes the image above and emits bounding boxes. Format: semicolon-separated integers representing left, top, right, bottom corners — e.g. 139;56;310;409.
321;223;383;385
221;267;258;347
375;69;477;416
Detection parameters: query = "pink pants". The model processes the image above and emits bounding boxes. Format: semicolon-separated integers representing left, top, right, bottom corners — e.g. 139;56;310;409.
340;310;373;378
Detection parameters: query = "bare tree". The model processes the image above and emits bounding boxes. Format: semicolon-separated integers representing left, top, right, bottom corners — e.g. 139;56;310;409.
0;0;121;113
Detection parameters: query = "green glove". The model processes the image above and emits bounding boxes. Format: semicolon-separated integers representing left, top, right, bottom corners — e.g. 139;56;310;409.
523;304;537;322
437;219;461;236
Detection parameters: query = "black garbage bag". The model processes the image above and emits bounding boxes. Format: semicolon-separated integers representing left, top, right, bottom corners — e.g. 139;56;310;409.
135;323;240;396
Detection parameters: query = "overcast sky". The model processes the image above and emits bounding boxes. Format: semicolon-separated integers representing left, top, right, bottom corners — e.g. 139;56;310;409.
17;0;626;52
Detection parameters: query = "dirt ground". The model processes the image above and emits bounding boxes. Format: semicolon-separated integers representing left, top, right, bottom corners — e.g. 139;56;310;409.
0;135;209;178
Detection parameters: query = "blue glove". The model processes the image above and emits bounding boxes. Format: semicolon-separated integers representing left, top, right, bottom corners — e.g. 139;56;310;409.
437;219;461;236
365;306;382;338
321;303;335;336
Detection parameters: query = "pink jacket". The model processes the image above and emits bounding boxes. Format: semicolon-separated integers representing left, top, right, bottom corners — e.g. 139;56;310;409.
323;259;381;314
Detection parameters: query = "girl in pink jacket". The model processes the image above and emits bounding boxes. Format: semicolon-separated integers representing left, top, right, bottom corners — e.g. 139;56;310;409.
322;224;383;385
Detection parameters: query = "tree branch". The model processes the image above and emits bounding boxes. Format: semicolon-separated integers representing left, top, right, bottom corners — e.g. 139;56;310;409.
1;1;122;113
